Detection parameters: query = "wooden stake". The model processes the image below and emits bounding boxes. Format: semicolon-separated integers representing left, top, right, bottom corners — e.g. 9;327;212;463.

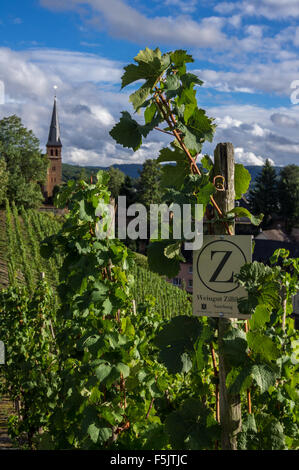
214;143;242;450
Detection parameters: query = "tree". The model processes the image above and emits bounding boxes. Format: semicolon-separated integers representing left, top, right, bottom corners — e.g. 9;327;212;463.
108;166;125;200
278;165;299;232
0;157;8;205
119;175;138;205
248;159;279;228
78;167;88;182
137;159;163;209
0;115;48;208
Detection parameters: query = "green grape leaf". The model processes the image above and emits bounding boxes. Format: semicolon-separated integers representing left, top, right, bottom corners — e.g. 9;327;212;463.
181;73;203;88
157;146;186;163
109;112;143;151
164;241;182;259
95;363;112;382
238;414;258;450
261;417;286;450
164;74;181;94
201;154;213;172
249;304;271;330
177;86;197;108
78;199;94;222
110;111;160;150
249;364;278;393
235;163;251;199
144;102;157;124
187;108;215;142
196;182;216;211
130;82;153;111
54;180;75;208
247;332;280;362
165;398;220;450
222;327;248;367
88;423;100;444
116;362;130;378
147;240;181;277
170;50;194;67
121;47;170;88
161;162;189;189
154;316;202;374
227;363;277;394
177;109;215;153
227;207;264;226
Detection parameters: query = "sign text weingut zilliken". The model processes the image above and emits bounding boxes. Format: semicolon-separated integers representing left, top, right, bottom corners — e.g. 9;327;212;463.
193;235;252;319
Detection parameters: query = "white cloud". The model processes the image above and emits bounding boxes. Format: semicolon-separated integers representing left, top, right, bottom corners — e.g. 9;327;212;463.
215;0;299;19
227;15;242;28
205;104;299;166
294;27;299;46
270;113;298;128
234;147;274;166
40;0;229;48
89;105;114;126
1;44;299;168
0;46;170;167
197;57;299;96
24;49;123;84
163;0;198;14
215;115;242;129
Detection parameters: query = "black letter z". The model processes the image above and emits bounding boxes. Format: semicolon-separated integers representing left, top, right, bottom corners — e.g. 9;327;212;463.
209;251;234;283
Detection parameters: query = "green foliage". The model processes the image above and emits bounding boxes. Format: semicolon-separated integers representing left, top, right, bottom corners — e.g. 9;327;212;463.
36;173;182;449
165;398;220;450
249;159;279;228
278;164;299;231
0;115;48;208
138;159;163;209
0;158;8;205
227;207;264;226
110;47;257;278
234;163;251;200
130;263;192;320
1;46;298;452
108;167;125;200
148;240;182;278
1;201;63;291
154;316;202;374
233;251;299;449
0;281;59;448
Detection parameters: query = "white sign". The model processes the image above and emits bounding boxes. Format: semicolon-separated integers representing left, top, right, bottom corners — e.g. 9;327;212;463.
193;235;252;319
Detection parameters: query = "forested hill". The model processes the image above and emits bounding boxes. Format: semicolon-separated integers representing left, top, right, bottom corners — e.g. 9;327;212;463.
62;163;281;183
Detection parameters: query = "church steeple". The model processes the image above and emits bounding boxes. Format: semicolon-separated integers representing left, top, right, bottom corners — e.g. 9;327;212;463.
47;96;62;148
44;95;63;200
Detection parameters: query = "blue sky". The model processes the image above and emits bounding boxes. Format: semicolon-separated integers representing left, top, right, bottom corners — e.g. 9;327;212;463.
0;0;299;167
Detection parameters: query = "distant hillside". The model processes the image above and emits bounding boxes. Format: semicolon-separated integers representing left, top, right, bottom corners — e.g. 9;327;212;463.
245;166;281;184
62;163;141;181
62;163;282;185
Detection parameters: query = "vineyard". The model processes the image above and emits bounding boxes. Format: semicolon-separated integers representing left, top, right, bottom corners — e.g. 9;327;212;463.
0;203;191;319
0;47;298;451
0;203;62;290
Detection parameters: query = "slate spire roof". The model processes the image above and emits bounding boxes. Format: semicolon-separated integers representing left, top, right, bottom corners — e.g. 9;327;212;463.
47;96;62;147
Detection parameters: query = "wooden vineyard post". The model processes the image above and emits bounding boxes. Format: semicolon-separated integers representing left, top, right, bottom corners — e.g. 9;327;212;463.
214;143;242;450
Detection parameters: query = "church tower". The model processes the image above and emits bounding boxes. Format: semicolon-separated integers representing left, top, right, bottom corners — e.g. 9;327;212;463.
44;96;62;199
